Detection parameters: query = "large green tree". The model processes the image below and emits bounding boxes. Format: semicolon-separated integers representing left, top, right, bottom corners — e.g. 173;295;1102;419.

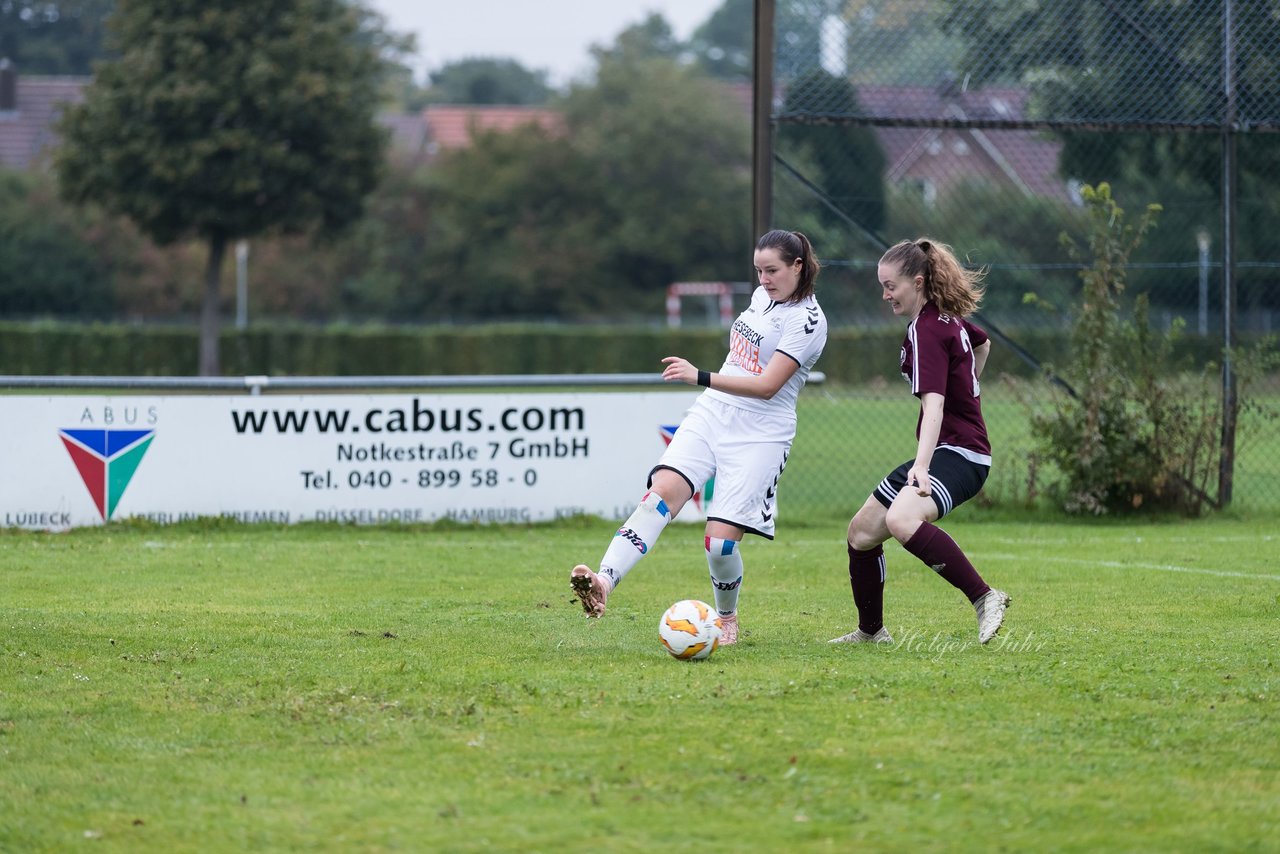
688;0;753;81
779;69;886;235
0;170;114;316
420;17;751;320
590;12;683;65
574;14;751;304
689;0;838;82
55;0;391;374
838;0;965;86
425;58;552;105
0;0;113;74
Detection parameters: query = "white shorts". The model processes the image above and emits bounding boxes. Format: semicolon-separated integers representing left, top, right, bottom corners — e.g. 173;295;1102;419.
651;396;795;539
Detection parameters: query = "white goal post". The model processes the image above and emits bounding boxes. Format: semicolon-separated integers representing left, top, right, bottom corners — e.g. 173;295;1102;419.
665;282;753;328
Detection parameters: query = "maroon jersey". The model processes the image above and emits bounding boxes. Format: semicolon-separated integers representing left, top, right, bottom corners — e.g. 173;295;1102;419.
900;302;991;464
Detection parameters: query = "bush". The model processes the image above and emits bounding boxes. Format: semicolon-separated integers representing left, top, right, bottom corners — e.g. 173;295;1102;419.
0;316;1237;386
0;172;115;317
1027;183;1225;515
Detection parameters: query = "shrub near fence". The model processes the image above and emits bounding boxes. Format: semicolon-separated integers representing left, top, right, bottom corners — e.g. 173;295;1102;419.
0;320;1235;382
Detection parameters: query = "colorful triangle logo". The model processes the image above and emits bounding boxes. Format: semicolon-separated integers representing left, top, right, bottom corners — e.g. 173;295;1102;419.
59;429;155;520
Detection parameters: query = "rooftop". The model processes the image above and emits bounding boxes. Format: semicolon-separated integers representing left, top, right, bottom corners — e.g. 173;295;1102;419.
423;105;562;156
0;74;87;171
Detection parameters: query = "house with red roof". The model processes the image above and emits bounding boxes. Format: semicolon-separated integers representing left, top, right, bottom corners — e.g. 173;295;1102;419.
0;61;562;172
0;62;86;171
422;104;562;159
852;83;1074;204
1;57;1067;206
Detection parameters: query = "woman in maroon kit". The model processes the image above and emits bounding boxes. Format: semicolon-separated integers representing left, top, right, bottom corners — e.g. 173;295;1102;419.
830;238;1010;645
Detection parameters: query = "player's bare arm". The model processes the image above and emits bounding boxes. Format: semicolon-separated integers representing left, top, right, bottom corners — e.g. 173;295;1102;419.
660;354;800;400
974;339;991;378
909;392;946;495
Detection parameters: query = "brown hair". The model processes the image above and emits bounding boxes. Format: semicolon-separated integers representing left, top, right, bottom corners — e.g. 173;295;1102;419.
880;238;985;317
756;229;821;304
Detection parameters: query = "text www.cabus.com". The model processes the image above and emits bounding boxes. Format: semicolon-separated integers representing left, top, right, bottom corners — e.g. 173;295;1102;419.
229;400;586;435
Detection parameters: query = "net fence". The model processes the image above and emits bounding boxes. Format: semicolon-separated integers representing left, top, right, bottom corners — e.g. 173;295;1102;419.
763;0;1280;514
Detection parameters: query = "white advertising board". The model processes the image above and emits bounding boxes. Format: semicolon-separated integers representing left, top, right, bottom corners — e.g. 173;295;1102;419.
0;391;706;530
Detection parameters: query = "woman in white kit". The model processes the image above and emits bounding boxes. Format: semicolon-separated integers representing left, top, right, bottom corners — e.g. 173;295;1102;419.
570;229;827;645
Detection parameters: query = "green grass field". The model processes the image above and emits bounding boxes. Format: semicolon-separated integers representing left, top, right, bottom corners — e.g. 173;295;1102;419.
3;515;1277;851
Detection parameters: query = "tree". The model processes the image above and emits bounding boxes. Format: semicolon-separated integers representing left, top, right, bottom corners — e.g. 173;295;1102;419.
590;12;683;66
1024;183;1233;516
689;0;753;81
887;178;1083;314
779;69;886;235
565;20;751;313
839;0;965;86
0;170;114;316
55;0;392;375
0;0;114;75
419;22;751;320
425;58;552;105
689;0;836;83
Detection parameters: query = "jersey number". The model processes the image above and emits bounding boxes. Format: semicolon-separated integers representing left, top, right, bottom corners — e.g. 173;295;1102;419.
959;327;981;398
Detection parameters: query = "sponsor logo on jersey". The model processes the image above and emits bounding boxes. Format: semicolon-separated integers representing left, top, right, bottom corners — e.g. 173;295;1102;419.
728;320;764;374
732;318;765;346
59;428;155;521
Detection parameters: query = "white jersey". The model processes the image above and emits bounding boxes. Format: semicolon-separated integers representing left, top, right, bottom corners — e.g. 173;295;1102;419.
702;287;827;419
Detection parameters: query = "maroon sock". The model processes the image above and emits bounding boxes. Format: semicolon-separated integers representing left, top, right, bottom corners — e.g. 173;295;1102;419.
903;522;990;603
847;543;886;634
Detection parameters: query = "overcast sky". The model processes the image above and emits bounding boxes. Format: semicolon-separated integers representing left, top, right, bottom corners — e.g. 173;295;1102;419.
367;0;726;86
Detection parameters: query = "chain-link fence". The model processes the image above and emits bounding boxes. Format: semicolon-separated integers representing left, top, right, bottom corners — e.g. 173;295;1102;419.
763;0;1280;514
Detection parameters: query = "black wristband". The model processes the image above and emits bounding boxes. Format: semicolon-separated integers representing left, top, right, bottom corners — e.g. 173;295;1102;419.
697;370;711;388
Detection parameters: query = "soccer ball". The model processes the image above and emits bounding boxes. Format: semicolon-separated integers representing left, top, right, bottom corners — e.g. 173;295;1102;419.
659;599;722;660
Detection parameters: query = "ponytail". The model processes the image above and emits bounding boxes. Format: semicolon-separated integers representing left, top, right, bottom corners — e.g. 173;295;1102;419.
756;229;821;304
880;238;985;316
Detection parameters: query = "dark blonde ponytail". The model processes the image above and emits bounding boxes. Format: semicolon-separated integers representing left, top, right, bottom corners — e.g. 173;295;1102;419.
880;238;985;316
756;229;821;304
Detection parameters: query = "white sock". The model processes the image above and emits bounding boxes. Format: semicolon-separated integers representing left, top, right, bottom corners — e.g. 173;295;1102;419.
598;491;672;590
706;536;744;616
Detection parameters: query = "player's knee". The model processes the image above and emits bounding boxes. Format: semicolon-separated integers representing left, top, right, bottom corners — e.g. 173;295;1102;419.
882;503;916;542
847;511;882;551
638;489;677;520
647;473;691;514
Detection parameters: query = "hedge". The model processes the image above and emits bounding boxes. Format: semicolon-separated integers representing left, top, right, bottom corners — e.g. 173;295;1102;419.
0;320;1229;384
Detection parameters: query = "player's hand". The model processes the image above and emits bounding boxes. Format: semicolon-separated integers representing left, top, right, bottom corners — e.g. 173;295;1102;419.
908;465;931;496
661;356;696;385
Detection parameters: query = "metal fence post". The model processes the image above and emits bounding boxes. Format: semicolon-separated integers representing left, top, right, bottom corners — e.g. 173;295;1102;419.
1219;0;1238;507
752;0;775;243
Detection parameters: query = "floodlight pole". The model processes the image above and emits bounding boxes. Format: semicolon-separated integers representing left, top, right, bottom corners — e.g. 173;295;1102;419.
1219;0;1238;507
752;0;775;243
